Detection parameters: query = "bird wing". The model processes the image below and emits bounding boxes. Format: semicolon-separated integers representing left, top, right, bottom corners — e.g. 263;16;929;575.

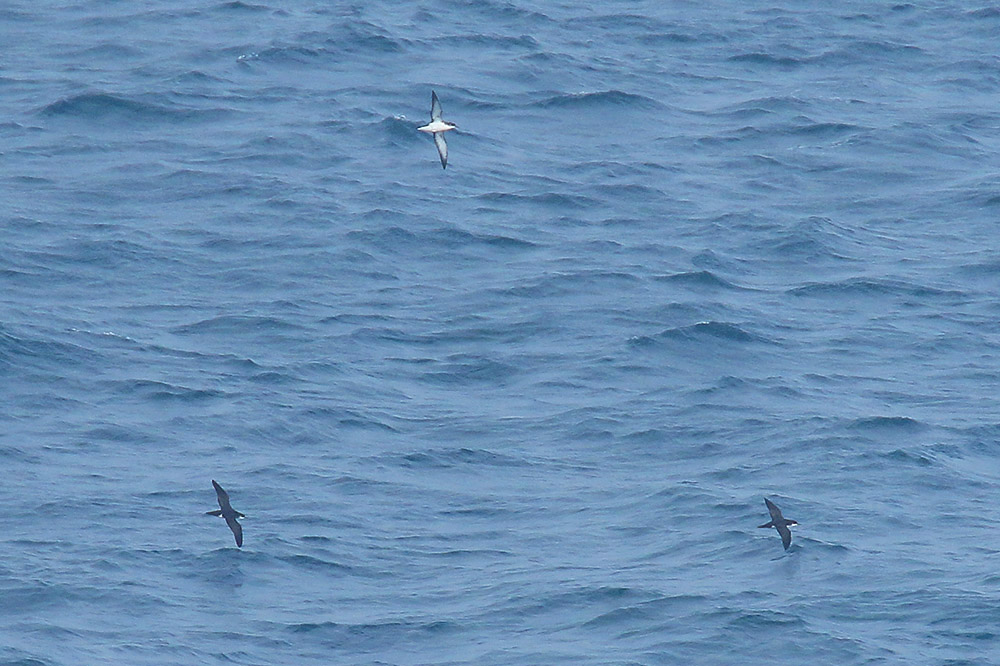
213;480;233;512
225;514;243;547
434;132;448;169
431;91;443;122
777;523;792;550
764;498;783;523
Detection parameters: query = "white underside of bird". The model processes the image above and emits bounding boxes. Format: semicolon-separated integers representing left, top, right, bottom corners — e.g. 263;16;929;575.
417;120;455;133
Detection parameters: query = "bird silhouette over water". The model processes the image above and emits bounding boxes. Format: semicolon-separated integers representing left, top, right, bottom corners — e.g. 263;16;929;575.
205;480;245;547
417;91;457;169
758;497;797;550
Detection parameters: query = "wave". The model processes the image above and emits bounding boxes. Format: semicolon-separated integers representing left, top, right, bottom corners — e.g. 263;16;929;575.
631;321;770;346
847;416;927;433
537;90;664;110
0;325;97;372
172;315;305;335
390;447;530;470
788;277;965;300
109;379;227;402
476;190;599;209
728;52;803;68
39;92;227;124
653;270;745;290
213;0;270;11
287;618;460;640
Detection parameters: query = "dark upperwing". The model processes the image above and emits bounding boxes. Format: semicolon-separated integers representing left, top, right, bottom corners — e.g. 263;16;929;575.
764;497;784;524
777;523;792;550
224;513;243;547
212;480;233;512
431;90;442;122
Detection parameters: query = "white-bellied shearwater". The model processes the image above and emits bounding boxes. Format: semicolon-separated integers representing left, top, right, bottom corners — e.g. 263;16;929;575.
758;497;797;550
417;91;456;169
206;480;245;547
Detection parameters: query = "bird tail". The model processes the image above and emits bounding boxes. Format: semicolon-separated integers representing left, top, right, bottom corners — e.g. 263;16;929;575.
205;510;223;516
237;512;246;518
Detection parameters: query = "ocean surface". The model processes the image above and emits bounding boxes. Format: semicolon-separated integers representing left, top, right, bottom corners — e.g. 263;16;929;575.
3;1;1000;664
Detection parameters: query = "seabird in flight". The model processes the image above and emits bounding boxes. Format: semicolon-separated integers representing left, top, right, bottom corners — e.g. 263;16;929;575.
417;90;457;169
206;480;245;547
758;497;797;550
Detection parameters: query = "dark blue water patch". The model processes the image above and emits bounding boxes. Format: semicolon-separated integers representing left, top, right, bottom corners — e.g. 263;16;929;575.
497;270;641;300
380;317;553;347
433;33;539;50
947;177;1000;208
0;325;99;372
47;237;165;272
0;583;65;616
70;43;145;59
581;599;659;630
968;7;1000;19
251;44;324;66
565;12;677;32
809;39;928;69
786;118;863;137
417;355;520;386
172;315;305;336
759;216;868;263
476;190;600;210
213;0;271;12
788;277;966;302
246;369;298;385
286;618;461;648
940;110;1000;140
81;422;157;444
321;22;406;55
409;547;513;560
881;448;934;466
105;379;226;403
504;584;664;621
391;447;530;470
537;90;664;111
708;94;814;119
428;225;537;250
0;442;39;464
637;29;705;45
694;124;770;147
846;415;927;433
929;65;1000;94
345;223;446;256
439;0;552;24
166;69;228;88
381;114;425;146
296;406;398;432
38;92;229;125
0;654;51;666
727;52;803;69
327;474;407;496
278;553;354;574
633;321;772;346
653;270;745;291
589;182;668;204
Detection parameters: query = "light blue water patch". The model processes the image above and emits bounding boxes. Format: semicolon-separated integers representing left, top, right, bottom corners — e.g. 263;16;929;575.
2;1;1000;665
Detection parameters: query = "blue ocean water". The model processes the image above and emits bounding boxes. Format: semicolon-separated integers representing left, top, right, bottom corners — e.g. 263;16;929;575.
3;0;1000;663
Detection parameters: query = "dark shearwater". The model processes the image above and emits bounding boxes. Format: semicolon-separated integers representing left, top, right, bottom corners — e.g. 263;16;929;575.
206;480;245;547
758;497;797;550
